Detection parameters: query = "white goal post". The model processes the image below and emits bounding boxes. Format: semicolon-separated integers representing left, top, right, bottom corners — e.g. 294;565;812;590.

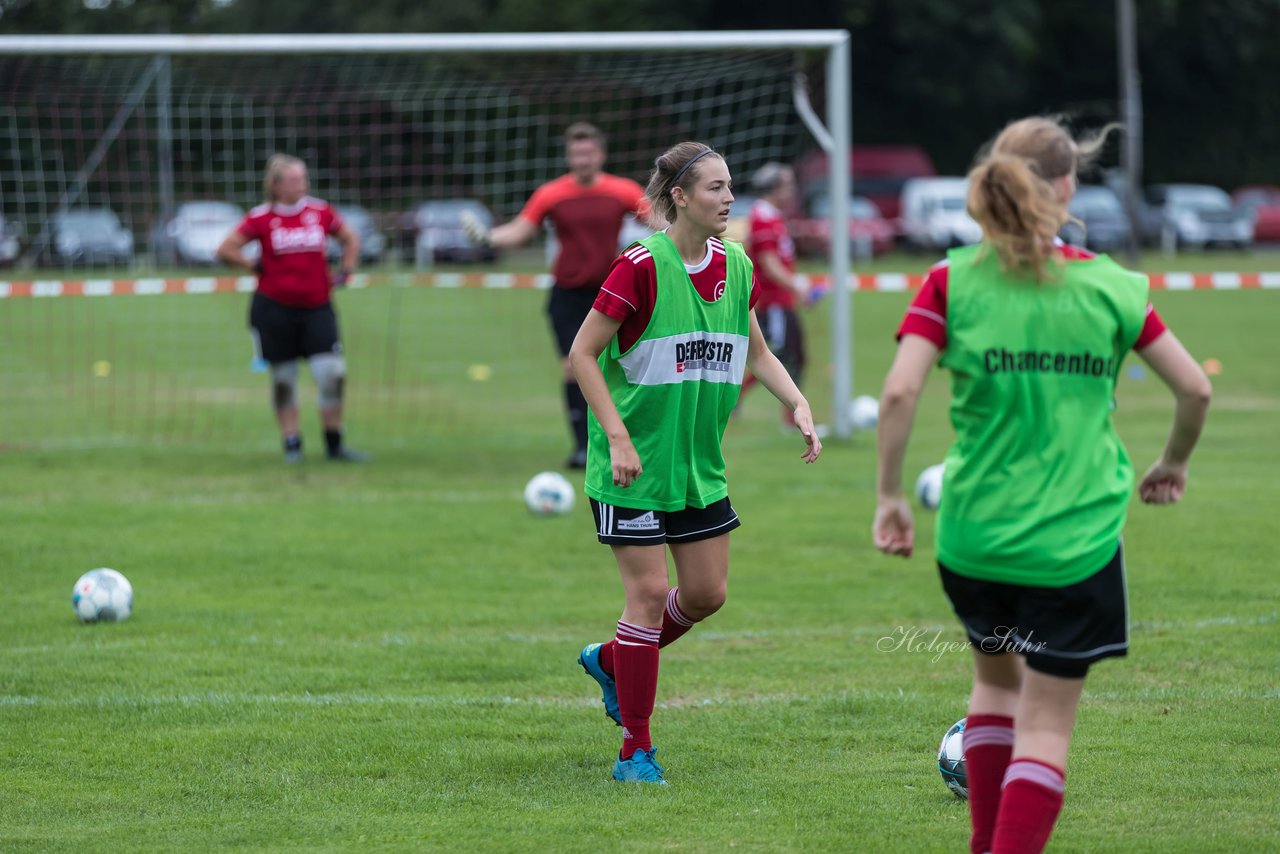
0;31;855;439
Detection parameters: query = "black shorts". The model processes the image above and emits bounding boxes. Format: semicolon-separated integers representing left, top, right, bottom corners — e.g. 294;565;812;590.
939;543;1128;679
249;292;341;364
590;496;741;545
547;283;601;357
758;305;806;384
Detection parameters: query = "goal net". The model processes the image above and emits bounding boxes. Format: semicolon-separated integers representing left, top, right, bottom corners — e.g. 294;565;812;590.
0;34;851;452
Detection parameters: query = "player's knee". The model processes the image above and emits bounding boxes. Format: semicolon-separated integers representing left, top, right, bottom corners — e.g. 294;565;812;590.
269;361;299;411
628;582;669;624
680;584;727;620
310;353;346;408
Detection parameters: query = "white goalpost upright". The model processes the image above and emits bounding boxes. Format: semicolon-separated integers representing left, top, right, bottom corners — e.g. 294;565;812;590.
0;31;855;443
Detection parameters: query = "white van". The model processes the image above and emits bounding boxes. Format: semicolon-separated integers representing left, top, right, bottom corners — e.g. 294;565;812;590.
899;177;982;251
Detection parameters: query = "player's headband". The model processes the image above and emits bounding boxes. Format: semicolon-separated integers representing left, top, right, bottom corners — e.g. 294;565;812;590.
671;148;718;186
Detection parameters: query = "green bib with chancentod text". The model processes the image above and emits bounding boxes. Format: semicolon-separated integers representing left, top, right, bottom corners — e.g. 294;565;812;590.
936;243;1149;586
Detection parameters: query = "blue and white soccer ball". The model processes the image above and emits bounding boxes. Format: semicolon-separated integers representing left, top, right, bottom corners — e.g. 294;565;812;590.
915;463;945;511
524;471;575;516
849;395;880;431
938;718;968;799
71;568;133;623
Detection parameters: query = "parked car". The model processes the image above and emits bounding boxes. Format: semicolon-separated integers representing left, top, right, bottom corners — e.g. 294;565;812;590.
409;200;499;265
1140;184;1252;249
1232;185;1280;243
0;212;21;265
794;145;936;223
1061;185;1132;252
326;204;387;264
153;201;256;266
792;194;895;258
899;177;981;251
43;207;134;266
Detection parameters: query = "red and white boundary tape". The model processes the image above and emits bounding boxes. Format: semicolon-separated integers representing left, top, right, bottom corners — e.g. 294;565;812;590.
1;270;1279;299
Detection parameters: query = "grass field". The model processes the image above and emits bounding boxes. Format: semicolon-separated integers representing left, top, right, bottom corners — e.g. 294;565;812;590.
1;262;1277;851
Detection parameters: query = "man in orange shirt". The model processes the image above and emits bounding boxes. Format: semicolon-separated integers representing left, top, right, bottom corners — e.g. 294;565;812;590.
465;123;648;469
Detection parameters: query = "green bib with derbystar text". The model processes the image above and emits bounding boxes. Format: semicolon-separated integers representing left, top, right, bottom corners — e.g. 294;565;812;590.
586;233;752;512
936;244;1149;586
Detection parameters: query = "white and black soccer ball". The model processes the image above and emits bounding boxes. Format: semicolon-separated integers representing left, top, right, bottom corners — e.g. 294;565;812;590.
849;395;880;431
71;568;133;623
915;463;945;511
938;718;967;799
523;471;575;516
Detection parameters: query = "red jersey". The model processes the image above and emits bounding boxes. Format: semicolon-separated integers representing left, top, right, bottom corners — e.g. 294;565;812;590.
896;244;1168;350
520;173;648;289
237;197;344;308
594;235;761;353
746;198;797;310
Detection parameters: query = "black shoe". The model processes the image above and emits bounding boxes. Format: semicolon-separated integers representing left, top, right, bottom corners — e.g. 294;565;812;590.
566;449;588;469
327;447;371;463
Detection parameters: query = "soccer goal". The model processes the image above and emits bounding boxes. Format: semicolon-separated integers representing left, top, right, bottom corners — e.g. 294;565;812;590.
0;32;854;449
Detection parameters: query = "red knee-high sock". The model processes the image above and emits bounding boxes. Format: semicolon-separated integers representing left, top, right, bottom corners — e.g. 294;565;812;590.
992;759;1066;854
963;715;1015;854
659;587;697;648
599;588;698;676
614;620;661;759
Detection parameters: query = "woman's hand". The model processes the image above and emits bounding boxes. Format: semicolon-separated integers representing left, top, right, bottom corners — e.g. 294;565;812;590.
609;435;643;488
873;497;915;557
1138;458;1188;505
791;401;823;463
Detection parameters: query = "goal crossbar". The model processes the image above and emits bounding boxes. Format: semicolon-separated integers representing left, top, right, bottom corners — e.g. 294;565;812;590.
0;31;847;55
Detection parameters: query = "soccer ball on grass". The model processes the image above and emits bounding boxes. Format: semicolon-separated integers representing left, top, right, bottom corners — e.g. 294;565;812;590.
938;718;967;799
71;568;134;623
524;471;575;516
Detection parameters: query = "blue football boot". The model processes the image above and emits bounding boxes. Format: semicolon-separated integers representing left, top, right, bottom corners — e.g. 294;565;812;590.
577;642;621;726
612;747;667;785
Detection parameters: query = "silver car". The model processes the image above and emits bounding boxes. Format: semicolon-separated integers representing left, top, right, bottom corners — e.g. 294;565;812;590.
45;208;134;267
410;200;498;266
1062;186;1132;252
1141;184;1253;249
154;201;258;266
326;204;386;264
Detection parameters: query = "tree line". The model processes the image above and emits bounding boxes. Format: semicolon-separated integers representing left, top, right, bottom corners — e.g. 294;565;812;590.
3;0;1278;189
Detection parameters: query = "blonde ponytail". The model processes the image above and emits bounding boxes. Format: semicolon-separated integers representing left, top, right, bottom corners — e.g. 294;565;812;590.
968;153;1068;280
967;117;1120;281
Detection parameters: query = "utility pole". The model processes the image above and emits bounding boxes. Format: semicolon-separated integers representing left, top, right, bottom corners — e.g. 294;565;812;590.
1117;0;1143;265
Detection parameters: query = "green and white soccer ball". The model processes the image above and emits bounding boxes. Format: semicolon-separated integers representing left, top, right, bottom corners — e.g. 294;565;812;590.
71;568;133;623
524;471;575;516
915;463;945;511
937;718;968;799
